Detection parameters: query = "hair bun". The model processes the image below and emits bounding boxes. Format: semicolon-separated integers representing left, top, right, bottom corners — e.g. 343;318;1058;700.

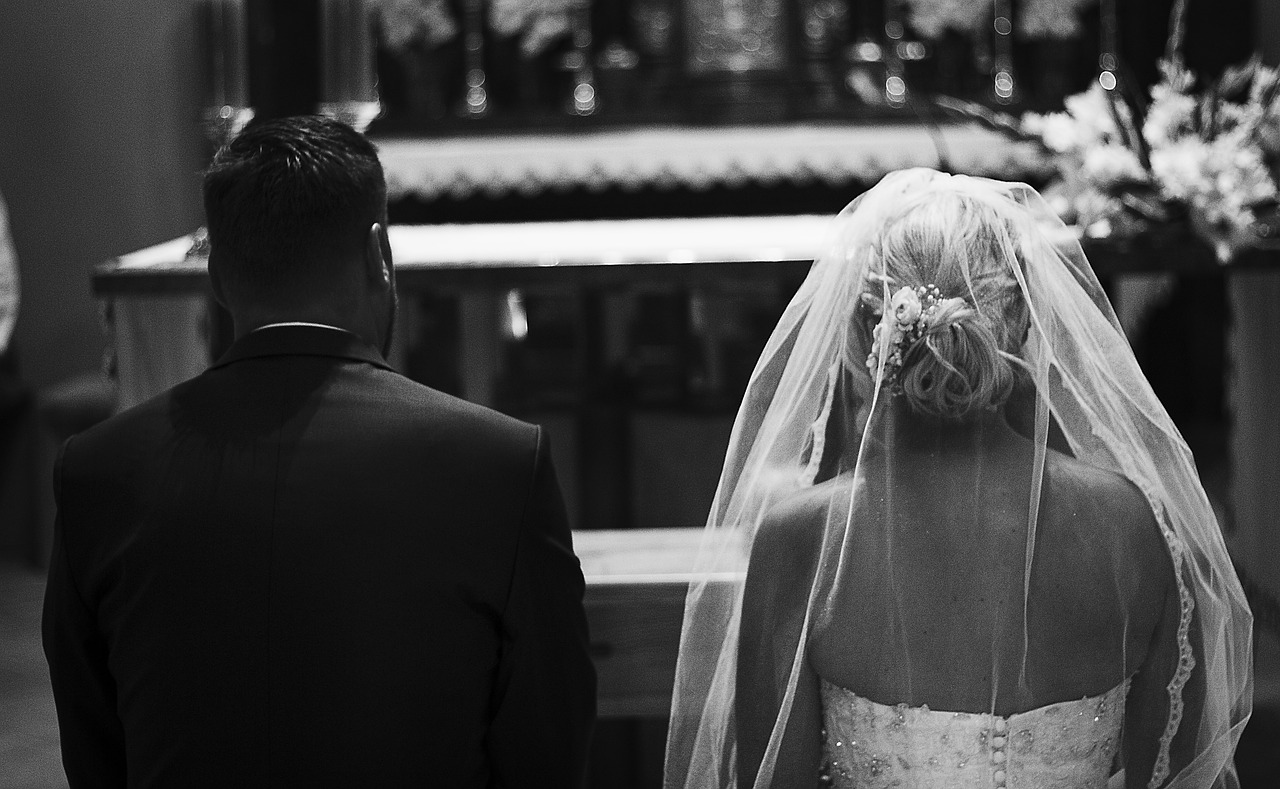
898;306;1016;419
864;188;1030;419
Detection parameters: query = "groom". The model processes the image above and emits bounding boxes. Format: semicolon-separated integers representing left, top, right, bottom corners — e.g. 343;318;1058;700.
43;116;596;787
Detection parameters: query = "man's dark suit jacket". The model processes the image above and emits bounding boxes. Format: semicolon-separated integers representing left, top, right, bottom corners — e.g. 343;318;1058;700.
43;325;596;788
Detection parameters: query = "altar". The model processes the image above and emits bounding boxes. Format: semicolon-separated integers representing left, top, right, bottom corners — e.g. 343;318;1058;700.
575;527;741;718
94;208;1280;732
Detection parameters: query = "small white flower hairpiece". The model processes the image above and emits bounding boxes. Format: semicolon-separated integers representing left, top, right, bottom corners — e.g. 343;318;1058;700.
866;284;962;392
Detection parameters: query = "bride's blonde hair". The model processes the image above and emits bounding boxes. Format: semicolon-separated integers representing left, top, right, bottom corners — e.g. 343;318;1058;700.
865;188;1029;419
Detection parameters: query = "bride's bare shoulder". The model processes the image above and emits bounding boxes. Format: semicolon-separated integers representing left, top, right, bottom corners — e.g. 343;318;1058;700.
1042;450;1165;560
765;477;854;529
1044;450;1149;512
749;477;852;568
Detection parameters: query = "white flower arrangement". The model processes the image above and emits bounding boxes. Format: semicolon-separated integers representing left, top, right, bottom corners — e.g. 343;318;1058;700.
1013;81;1153;238
947;56;1280;261
1023;84;1133;156
1142;60;1280;258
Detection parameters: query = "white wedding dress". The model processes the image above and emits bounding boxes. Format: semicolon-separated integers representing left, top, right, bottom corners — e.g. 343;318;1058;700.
819;678;1130;789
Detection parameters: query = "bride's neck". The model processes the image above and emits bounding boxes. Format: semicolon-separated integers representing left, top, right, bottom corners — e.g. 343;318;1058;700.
876;397;1022;455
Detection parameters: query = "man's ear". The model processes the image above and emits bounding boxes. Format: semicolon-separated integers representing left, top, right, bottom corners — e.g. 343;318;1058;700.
366;223;393;286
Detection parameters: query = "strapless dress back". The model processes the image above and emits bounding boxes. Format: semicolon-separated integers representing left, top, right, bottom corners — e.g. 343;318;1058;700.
819;678;1130;789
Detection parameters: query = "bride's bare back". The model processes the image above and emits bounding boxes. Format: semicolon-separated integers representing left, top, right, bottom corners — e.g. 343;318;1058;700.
739;415;1181;787
758;417;1173;716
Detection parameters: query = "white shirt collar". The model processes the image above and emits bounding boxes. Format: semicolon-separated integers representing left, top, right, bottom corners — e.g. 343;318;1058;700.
251;321;348;333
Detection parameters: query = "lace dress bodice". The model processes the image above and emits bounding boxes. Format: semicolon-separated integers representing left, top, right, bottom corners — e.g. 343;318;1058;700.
819;678;1130;789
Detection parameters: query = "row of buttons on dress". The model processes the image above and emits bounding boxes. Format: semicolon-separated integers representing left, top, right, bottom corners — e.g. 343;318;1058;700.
990;717;1009;787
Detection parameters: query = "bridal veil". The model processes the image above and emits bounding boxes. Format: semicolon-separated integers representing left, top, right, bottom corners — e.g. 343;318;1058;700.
663;169;1252;788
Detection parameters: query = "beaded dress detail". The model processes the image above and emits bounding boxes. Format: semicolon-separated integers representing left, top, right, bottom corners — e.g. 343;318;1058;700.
819;678;1130;789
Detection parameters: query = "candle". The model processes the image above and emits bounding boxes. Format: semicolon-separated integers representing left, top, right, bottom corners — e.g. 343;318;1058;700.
320;0;376;104
200;0;248;109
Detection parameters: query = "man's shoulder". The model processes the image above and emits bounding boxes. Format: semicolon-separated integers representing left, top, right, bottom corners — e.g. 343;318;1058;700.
59;386;171;465
64;367;541;474
360;368;538;446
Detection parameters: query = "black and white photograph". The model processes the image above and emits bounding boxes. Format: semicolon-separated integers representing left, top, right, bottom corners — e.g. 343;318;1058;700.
0;0;1277;786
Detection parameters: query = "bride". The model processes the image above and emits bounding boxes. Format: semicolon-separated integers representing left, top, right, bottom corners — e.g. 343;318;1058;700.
663;170;1252;788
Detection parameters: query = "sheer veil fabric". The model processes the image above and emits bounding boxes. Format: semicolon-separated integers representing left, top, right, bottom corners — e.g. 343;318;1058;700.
663;170;1252;788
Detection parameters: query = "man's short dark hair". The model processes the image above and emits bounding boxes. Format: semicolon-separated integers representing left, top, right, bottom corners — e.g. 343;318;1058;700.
203;115;387;302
